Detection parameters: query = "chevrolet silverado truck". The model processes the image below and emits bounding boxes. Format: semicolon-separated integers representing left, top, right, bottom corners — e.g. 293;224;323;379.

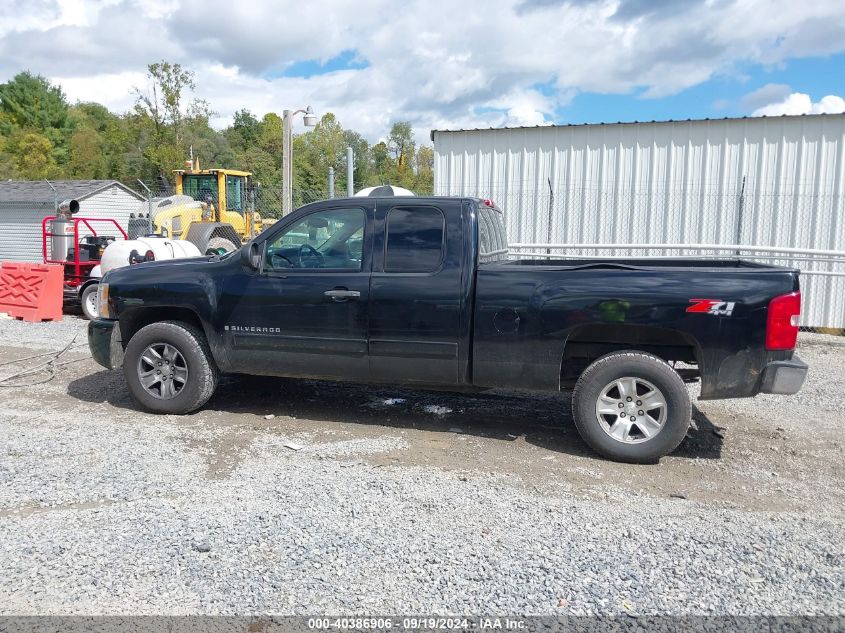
88;197;807;462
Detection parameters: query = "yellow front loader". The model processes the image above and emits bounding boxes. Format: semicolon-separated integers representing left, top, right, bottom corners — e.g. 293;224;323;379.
152;160;275;254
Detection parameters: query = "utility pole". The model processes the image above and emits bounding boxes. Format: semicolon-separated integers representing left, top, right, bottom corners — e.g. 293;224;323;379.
282;109;293;216
281;106;317;216
328;167;335;199
346;146;354;197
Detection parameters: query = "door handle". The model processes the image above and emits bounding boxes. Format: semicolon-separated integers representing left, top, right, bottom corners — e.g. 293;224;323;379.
324;288;361;301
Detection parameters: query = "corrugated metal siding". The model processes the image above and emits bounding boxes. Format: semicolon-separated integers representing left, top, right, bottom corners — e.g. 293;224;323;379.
0;186;144;264
0;202;54;262
433;114;845;329
78;187;145;229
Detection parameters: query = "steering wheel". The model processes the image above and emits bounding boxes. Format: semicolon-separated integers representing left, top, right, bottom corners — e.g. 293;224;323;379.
298;243;324;268
270;252;293;268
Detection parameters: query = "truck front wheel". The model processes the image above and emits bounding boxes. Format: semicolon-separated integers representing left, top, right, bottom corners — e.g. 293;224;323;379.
123;321;219;414
571;351;690;463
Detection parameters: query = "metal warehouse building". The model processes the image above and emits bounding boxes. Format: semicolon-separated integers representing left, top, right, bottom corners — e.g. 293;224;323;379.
0;180;145;263
432;113;845;329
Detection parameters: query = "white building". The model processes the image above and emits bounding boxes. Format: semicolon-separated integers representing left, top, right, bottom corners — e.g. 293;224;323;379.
0;180;146;263
432;113;845;329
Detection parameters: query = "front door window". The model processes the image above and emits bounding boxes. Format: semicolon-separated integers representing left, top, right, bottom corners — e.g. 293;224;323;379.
265;208;365;271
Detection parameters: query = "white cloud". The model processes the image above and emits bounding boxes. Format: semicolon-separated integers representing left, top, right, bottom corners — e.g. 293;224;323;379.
740;83;792;111
1;0;845;142
53;70;146;113
752;92;845;117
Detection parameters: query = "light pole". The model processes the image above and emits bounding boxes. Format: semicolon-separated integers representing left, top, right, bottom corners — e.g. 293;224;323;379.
282;105;317;216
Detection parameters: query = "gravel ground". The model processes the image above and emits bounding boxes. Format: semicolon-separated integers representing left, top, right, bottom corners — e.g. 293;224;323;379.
0;315;843;616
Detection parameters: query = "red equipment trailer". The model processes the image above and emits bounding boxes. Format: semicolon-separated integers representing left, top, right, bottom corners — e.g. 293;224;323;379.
42;212;126;317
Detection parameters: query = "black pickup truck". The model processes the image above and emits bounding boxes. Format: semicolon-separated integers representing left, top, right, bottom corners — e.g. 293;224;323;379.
88;197;807;462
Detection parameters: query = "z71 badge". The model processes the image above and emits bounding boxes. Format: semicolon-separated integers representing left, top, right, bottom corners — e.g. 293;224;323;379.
686;299;736;316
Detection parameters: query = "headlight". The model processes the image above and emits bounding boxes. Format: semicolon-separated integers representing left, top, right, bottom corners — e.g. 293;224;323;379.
97;283;111;319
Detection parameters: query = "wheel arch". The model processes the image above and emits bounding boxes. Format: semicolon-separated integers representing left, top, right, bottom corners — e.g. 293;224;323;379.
118;306;216;360
559;323;703;388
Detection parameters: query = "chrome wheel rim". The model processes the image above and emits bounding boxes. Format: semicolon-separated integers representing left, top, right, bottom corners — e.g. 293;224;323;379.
137;343;188;400
595;377;667;444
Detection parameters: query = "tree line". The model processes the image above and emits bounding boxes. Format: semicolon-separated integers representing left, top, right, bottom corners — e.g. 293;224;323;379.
0;62;434;198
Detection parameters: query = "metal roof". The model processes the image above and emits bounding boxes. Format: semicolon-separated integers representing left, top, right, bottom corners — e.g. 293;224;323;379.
429;111;845;140
0;179;144;203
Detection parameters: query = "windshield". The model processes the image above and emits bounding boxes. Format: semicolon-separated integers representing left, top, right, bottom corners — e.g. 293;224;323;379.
182;175;218;203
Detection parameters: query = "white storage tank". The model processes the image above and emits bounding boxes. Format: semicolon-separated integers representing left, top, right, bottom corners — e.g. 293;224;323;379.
99;237;201;274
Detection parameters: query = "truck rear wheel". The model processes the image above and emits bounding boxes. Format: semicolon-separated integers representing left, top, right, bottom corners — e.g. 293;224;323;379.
123;321;219;414
571;351;690;463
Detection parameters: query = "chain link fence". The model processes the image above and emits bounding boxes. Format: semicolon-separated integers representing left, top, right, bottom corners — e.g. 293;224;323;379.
132;181;332;222
428;182;844;331
1;178;841;331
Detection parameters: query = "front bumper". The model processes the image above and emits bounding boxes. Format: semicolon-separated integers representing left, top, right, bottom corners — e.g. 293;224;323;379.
759;355;808;395
88;318;124;370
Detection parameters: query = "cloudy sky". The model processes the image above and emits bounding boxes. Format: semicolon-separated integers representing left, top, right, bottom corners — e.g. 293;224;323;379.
1;0;844;143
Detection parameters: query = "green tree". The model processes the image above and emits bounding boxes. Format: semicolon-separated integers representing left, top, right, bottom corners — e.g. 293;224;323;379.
69;102;114;133
0;66;433;198
133;61;213;180
259;112;283;157
292;133;323;202
414;145;434;194
297;113;348;194
343;129;371;193
134;62;194;136
228;109;261;149
9;131;57;179
371;141;392;183
387;121;414;168
67;127;107;178
65;102;124;179
0;72;72;166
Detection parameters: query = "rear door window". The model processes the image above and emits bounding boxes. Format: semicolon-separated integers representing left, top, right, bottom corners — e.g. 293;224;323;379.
385;206;445;273
478;206;508;263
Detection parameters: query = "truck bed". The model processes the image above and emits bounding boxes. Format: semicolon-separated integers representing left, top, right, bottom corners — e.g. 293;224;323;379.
472;257;800;399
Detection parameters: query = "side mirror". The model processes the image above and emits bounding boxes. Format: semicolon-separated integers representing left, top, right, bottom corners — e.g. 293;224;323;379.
241;241;262;270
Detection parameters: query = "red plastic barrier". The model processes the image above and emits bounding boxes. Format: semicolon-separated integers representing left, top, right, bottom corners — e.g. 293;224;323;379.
0;262;64;322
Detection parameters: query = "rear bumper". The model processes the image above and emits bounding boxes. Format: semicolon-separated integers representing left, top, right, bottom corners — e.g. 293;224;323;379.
88;318;123;370
759;355;808;395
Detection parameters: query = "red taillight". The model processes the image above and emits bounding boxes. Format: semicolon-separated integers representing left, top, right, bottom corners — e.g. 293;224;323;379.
766;292;801;350
144;250;155;262
482;198;495;207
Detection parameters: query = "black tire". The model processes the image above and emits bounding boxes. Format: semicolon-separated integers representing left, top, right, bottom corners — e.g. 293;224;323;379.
205;236;238;255
123;320;219;414
571;351;690;463
80;284;98;320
